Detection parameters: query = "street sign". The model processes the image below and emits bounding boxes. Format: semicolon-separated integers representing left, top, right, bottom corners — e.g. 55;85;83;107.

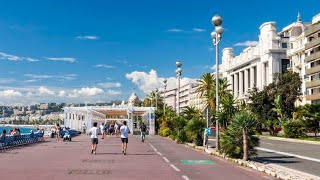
205;128;212;135
180;160;215;165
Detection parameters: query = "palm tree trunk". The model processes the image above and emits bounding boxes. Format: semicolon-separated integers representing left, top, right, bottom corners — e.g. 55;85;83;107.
243;128;249;161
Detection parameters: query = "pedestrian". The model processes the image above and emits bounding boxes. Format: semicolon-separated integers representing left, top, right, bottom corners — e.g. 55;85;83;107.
100;123;105;139
120;121;130;155
114;123;119;136
56;124;61;140
89;122;99;154
140;122;147;142
82;123;87;135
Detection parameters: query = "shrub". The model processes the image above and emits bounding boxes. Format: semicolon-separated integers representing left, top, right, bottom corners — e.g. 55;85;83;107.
283;120;307;138
169;134;177;140
185;117;206;146
159;127;171;137
176;129;188;144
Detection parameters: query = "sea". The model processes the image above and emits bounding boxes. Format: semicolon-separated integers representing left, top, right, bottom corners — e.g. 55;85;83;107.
0;126;36;134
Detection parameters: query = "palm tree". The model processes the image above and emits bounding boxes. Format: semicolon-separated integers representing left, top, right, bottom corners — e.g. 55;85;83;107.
197;73;215;112
218;93;238;129
182;106;203;120
233;111;256;161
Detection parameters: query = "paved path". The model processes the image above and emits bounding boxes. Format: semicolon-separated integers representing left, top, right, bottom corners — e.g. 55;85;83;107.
254;137;320;177
0;135;273;180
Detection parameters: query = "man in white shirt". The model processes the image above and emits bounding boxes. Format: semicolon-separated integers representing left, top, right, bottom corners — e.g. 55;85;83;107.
120;121;130;155
100;123;105;139
89;122;99;154
114;123;119;136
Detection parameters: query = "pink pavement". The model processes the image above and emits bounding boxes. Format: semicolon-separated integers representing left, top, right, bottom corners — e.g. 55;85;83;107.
0;134;181;180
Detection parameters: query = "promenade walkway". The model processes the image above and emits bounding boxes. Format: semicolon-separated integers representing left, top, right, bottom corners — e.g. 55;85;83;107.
0;134;273;180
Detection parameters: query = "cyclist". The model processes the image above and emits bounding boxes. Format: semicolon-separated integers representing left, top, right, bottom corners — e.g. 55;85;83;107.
140;122;147;142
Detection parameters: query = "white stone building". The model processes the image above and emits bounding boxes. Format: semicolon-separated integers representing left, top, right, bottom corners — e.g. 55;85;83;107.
221;22;290;100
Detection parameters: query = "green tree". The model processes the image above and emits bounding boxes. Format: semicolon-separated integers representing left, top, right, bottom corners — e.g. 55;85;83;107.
295;104;320;139
218;93;238;129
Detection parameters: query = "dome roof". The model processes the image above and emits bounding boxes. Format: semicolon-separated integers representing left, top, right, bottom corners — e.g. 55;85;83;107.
128;92;139;105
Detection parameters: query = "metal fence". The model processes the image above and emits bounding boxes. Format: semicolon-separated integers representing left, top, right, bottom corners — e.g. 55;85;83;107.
0;133;44;150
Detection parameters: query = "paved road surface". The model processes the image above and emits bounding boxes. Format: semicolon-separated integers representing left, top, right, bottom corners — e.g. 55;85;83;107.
254;137;320;177
0;134;273;180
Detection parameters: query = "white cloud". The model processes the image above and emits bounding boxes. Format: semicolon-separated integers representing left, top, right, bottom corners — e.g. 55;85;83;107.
204;64;216;71
94;64;115;68
0;79;16;84
76;35;99;40
68;87;104;98
97;82;121;88
193;28;206;32
24;74;77;80
167;28;184;32
106;89;121;95
45;57;76;63
58;90;66;97
38;87;55;95
234;41;259;47
0;90;22;97
0;52;39;62
126;69;196;93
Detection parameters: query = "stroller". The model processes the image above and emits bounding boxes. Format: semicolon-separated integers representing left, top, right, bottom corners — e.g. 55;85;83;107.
63;131;72;141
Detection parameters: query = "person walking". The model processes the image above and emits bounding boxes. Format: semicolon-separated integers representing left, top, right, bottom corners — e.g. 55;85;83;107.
120;121;130;155
114;123;119;137
140;122;147;142
56;124;61;140
100;123;105;139
82;123;87;135
89;122;99;154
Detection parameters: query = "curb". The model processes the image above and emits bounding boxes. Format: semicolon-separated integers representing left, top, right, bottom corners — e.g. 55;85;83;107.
185;143;320;180
258;136;320;145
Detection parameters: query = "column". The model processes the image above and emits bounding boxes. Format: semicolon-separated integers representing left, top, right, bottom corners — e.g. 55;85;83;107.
239;71;244;97
250;66;255;88
230;75;234;92
261;62;265;87
234;73;238;97
244;69;248;94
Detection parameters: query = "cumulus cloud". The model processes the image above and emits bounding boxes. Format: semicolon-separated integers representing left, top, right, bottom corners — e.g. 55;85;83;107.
45;57;76;63
68;87;104;98
167;28;184;32
76;35;99;40
38;87;55;95
97;82;121;88
0;90;22;97
58;90;66;97
94;64;115;68
126;69;195;93
234;41;259;47
0;52;39;62
193;28;206;32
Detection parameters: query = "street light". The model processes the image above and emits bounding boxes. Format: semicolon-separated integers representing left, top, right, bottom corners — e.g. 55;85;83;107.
211;14;224;151
155;88;158;109
163;79;167;115
176;61;182;116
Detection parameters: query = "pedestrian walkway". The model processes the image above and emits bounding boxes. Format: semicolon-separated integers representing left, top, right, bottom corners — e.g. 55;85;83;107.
0;134;273;180
0;135;180;180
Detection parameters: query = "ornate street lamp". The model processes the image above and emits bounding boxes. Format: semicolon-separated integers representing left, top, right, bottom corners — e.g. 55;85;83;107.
211;14;224;151
163;79;167;115
176;61;182;116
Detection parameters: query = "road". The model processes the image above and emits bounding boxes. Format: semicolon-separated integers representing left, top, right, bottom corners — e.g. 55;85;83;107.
254;137;320;177
0;134;273;180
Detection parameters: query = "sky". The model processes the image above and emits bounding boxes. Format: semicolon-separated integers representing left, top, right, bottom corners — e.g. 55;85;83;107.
0;0;319;105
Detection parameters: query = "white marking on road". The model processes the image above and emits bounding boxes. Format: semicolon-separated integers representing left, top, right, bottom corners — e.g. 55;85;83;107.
170;164;180;172
256;147;320;163
182;175;190;180
157;152;163;156
262;142;273;145
163;157;170;163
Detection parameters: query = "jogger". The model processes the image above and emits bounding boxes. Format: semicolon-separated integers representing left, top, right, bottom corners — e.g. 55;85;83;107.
90;122;99;154
120;121;130;155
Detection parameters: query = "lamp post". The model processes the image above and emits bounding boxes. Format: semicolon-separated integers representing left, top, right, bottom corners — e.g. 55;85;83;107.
163;79;167;115
155;88;158;109
211;14;224;151
176;61;182;116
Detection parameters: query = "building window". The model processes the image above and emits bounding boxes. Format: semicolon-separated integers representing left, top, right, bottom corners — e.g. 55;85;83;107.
290;43;293;49
281;43;287;48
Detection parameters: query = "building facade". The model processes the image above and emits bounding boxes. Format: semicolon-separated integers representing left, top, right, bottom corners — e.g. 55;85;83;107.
222;22;291;101
304;14;320;104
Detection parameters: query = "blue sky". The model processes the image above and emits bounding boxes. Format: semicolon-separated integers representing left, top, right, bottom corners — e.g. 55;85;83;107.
0;0;319;105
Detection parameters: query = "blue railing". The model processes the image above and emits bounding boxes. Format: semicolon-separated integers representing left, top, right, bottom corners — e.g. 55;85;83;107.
0;132;44;150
